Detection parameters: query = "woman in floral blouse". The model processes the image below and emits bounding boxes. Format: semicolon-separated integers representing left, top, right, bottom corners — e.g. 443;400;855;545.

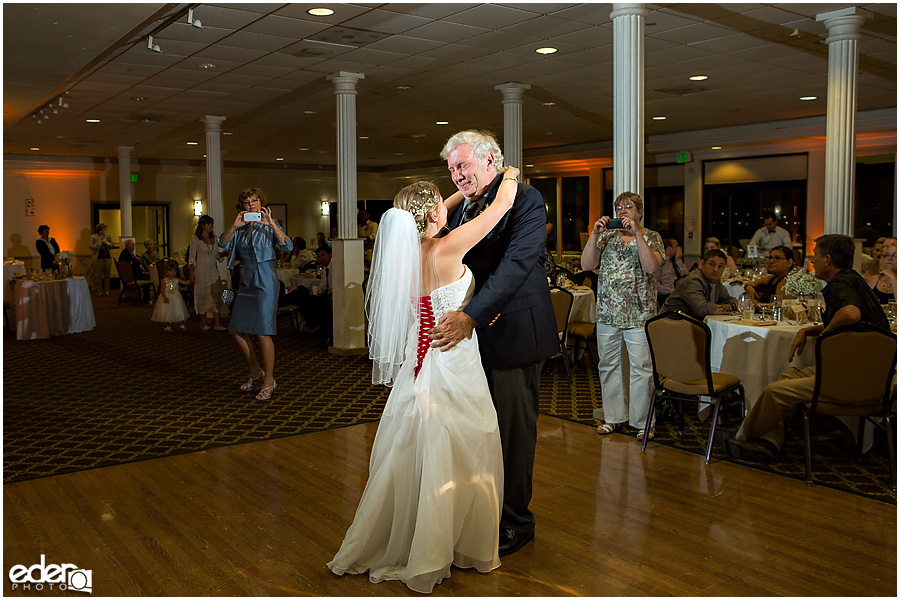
581;192;664;442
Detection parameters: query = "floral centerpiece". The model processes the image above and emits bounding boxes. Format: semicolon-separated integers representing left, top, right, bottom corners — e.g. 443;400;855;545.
55;250;74;277
784;270;819;297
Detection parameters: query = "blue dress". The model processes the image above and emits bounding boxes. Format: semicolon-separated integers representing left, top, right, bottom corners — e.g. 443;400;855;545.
221;220;292;336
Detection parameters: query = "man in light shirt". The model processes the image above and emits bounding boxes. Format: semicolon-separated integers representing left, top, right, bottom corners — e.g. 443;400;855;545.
748;211;792;258
657;238;686;307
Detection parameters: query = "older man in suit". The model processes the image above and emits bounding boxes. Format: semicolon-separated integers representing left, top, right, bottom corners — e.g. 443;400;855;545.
430;130;557;557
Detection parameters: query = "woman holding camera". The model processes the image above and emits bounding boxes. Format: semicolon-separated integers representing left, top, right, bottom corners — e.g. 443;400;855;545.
220;188;293;400
581;192;664;442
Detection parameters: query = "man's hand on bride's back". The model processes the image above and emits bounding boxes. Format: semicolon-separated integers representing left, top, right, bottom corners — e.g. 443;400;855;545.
429;311;476;351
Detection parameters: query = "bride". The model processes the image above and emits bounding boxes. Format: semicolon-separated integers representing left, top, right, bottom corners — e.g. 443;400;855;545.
327;167;521;593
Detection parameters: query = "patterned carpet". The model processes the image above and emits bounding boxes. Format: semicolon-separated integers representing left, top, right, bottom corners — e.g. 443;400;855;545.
3;294;895;504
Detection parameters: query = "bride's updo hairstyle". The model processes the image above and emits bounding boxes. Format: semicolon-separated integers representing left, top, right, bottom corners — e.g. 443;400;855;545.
393;181;441;237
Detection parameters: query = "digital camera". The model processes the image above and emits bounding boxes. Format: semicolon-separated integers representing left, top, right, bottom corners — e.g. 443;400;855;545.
606;218;624;229
243;212;262;222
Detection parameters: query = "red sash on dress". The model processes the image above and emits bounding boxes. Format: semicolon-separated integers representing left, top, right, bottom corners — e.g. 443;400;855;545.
414;297;434;378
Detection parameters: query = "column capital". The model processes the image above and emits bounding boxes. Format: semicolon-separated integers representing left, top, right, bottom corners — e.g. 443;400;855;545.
816;7;873;43
494;82;531;104
201;115;227;130
117;145;133;156
610;3;647;19
327;72;365;95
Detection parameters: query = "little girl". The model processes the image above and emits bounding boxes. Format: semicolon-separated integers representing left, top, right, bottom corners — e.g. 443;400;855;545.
151;260;190;331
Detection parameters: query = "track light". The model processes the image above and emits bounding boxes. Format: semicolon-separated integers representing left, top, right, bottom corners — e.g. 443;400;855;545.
58;97;68;109
187;9;201;28
147;35;161;53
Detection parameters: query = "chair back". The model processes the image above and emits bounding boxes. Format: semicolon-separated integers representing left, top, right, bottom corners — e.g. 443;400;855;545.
645;310;712;395
117;260;135;285
811;323;897;417
549;286;574;342
570;270;598;293
156;259;167;281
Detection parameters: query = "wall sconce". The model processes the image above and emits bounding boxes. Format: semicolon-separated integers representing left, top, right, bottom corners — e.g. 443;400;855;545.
321;202;330;216
194;200;203;216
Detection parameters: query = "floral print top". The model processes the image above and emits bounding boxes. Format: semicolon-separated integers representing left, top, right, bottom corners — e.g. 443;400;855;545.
595;229;663;329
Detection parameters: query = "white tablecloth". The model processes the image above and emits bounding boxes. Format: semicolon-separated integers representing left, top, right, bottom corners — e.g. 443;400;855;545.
705;314;872;451
14;277;95;340
276;268;300;287
4;261;26;302
552;285;596;323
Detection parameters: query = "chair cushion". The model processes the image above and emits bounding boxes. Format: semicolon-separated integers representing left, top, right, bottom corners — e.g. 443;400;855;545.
662;373;741;395
567;322;595;338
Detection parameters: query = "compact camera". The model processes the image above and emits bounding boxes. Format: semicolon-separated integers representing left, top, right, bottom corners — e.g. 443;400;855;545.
243;212;262;222
606;218;624;229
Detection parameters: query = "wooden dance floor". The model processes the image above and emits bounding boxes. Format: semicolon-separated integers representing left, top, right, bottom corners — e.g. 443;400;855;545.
4;416;895;596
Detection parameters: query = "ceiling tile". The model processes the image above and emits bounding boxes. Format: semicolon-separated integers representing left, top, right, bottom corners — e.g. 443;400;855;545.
243;14;330;38
341;9;433;34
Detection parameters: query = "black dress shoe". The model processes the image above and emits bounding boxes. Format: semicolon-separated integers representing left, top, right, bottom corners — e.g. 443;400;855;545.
725;437;777;464
498;528;534;557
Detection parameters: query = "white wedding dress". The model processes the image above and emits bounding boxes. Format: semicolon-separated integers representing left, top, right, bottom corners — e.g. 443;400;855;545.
328;267;503;593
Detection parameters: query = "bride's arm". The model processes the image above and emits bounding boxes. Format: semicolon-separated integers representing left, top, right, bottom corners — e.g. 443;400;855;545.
439;167;520;262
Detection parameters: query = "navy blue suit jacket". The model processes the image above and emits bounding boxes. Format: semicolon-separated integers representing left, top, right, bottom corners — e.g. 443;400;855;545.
450;174;557;370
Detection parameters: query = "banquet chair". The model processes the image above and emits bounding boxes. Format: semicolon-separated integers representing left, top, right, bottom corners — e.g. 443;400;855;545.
801;323;896;490
549;285;573;384
116;261;155;306
565;270;597;369
79;256;97;290
155;259;167;282
570;270;597;294
643;310;745;463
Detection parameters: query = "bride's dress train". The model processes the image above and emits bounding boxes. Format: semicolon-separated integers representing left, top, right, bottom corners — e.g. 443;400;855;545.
328;267;503;593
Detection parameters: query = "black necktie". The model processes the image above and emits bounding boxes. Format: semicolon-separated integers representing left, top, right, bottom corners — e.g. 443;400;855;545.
461;199;482;225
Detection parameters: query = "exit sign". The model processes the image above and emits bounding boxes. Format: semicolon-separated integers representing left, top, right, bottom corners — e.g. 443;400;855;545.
130;173;139;182
676;151;692;164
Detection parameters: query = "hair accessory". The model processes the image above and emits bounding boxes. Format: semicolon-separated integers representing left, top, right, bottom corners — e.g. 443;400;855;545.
407;187;441;237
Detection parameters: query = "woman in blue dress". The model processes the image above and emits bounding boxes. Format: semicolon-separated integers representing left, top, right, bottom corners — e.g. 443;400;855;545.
220;188;292;400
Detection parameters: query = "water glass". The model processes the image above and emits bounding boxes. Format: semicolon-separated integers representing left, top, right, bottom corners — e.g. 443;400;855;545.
556;273;567;287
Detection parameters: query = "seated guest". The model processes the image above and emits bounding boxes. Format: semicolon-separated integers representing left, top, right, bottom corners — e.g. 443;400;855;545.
868;239;896;304
35;225;60;271
742;245;795;305
118;239;149;280
280;246;333;341
748;211;792;258
287;237;316;269
660;248;736;319
140;239;161;272
657;238;687;307
693;237;738;278
861;236;887;279
722;235;891;463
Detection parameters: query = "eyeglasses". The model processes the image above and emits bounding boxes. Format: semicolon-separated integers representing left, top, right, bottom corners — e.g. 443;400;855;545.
767;256;788;261
614;204;635;212
241;198;258;207
884;253;898;258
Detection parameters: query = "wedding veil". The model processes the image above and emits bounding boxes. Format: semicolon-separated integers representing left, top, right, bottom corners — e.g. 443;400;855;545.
366;208;421;386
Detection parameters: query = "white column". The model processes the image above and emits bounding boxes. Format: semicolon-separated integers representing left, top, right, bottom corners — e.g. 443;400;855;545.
494;82;531;170
611;3;647;200
203;115;226;228
816;7;872;236
117;145;134;243
327;71;366;354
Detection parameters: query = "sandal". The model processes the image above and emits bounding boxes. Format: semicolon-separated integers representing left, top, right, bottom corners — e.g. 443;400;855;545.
596;422;619;435
637;427;655;441
255;381;277;400
240;370;264;392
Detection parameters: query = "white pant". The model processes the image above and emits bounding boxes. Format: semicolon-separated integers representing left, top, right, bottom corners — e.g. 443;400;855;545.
595;322;654;429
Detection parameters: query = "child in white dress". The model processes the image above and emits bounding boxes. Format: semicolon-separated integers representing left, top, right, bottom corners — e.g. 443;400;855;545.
151;260;190;331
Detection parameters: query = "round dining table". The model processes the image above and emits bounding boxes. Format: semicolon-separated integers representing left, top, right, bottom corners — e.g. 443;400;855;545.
13;276;95;340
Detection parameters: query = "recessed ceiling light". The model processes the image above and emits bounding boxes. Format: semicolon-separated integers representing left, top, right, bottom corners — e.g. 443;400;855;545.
358;136;369;140
689;75;708;81
435;121;449;125
411;134;426;139
132;96;146;101
395;152;403;156
711;146;722;150
30;147;39;151
308;8;334;16
276;157;284;161
223;132;233;135
536;47;557;55
800;96;817;101
303;110;317;115
198;63;217;70
542;102;555;106
85;119;100;123
395;85;411;90
298;147;309;151
187;141;199;146
652;116;667;120
525;164;534;168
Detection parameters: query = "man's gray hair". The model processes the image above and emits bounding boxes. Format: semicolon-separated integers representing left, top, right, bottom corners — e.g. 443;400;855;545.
440;130;504;173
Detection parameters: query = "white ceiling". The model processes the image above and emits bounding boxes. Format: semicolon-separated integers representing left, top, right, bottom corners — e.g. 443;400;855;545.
3;3;897;169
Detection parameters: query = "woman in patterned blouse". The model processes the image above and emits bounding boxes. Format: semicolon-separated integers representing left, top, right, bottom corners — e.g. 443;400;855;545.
580;192;664;442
